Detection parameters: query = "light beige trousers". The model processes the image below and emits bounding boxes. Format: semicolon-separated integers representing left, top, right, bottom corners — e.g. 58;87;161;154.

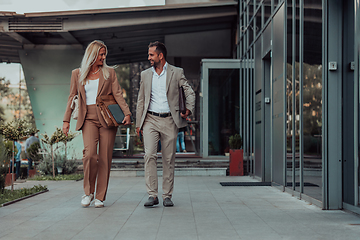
142;113;178;200
81;105;117;201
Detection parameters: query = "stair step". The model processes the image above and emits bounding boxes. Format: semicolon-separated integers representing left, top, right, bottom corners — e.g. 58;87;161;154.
111;159;229;169
110;167;228;177
110;157;230;176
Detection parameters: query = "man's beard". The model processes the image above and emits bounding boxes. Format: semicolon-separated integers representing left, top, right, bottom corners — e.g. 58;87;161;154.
152;60;160;67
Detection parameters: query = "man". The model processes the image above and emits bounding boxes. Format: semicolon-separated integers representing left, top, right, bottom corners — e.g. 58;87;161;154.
136;41;195;207
25;133;39;176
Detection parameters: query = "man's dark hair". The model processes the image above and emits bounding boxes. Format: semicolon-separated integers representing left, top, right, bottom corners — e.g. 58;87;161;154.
148;41;167;60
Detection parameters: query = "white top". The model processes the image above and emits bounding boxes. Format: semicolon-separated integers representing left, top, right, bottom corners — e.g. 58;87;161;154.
148;62;170;113
84;78;99;105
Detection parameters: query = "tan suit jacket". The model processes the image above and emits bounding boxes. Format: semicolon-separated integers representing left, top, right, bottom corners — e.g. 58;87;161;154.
136;64;195;129
63;68;131;131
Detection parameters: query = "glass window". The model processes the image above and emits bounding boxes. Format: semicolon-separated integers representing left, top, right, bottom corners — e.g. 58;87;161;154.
264;0;272;24
274;0;279;9
302;0;322;201
286;0;293;190
255;8;262;36
256;0;262;10
248;0;255;21
249;20;254;44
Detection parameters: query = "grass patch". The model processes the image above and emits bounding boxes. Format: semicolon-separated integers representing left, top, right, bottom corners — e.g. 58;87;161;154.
0;184;48;206
30;173;84;181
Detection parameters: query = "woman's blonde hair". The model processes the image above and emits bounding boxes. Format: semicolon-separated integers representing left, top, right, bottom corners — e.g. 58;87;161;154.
79;40;112;85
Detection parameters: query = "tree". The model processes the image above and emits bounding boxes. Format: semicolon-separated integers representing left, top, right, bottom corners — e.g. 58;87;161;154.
7;79;35;128
0;119;37;190
41;128;79;177
0;77;10;123
0;77;10;96
115;64;130;105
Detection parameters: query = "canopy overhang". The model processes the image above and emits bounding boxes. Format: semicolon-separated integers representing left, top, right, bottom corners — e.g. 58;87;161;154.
0;1;238;64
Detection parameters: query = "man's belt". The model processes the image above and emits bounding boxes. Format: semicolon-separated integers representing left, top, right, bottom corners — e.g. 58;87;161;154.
147;111;171;118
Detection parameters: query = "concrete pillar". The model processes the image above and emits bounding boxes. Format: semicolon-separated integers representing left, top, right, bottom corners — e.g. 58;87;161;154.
19;48;84;159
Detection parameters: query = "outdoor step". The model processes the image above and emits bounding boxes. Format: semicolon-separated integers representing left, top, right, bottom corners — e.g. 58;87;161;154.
111;158;230;169
110;157;231;177
110;167;228;177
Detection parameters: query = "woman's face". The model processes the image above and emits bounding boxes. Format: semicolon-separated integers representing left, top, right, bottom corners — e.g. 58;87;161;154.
94;47;106;67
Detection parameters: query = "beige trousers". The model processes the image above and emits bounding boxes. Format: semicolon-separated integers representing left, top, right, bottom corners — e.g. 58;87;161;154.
143;113;178;200
81;105;117;201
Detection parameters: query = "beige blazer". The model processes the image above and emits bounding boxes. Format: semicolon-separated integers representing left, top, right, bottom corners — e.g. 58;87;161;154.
63;68;131;131
136;64;195;130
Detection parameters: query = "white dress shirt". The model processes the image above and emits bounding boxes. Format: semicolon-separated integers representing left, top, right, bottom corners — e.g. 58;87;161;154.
148;62;170;113
85;78;99;105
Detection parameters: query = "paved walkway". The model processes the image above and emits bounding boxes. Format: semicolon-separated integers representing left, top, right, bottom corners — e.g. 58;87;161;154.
1;176;360;240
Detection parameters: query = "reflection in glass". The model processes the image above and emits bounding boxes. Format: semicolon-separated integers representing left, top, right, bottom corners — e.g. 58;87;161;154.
250;50;255;175
294;0;300;192
274;0;279;9
249;20;254;44
255;0;262;10
286;0;293;190
264;1;271;24
208;69;240;156
255;9;262;36
303;0;322;201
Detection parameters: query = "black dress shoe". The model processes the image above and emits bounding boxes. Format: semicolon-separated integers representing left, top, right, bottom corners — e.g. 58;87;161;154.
144;196;159;207
163;198;174;207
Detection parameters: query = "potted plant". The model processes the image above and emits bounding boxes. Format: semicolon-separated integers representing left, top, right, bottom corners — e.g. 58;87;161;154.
229;134;244;176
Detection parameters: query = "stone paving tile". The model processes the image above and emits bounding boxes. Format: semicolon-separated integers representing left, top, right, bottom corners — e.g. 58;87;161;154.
1;176;360;240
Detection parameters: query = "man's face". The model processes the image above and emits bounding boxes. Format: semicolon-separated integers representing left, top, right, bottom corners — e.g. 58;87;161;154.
148;46;161;67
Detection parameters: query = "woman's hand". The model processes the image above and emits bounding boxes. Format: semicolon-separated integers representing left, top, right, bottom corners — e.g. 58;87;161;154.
122;115;131;125
62;122;70;136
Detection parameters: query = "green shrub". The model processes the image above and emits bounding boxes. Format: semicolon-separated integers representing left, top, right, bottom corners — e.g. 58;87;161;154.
26;141;43;164
37;156;54;176
37;153;78;176
0;166;8;193
0;174;4;193
0;166;8;175
229;134;243;149
0;138;17;166
30;173;83;181
0;184;48;205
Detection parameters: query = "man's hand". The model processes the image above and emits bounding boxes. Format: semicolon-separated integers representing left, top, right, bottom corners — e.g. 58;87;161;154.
180;109;190;119
136;127;143;137
62;122;70;136
122;115;132;125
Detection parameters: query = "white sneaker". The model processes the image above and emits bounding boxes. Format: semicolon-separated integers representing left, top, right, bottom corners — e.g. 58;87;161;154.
94;199;104;208
81;193;94;207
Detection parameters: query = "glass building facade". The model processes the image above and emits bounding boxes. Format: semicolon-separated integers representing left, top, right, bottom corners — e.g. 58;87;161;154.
214;0;360;212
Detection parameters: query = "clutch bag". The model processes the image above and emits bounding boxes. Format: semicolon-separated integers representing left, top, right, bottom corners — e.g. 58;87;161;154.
179;86;186;114
70;95;79;120
96;95;125;127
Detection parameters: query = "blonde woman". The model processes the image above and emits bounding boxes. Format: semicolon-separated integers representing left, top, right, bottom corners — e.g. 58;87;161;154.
63;40;131;208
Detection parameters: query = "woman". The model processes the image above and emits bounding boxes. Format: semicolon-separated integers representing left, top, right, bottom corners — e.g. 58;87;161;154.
63;40;131;208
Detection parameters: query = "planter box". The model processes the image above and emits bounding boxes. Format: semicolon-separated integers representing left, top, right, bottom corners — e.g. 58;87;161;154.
229;149;244;176
28;169;36;178
5;173;16;186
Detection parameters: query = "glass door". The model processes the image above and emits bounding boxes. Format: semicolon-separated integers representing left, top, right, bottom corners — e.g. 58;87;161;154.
200;59;242;157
